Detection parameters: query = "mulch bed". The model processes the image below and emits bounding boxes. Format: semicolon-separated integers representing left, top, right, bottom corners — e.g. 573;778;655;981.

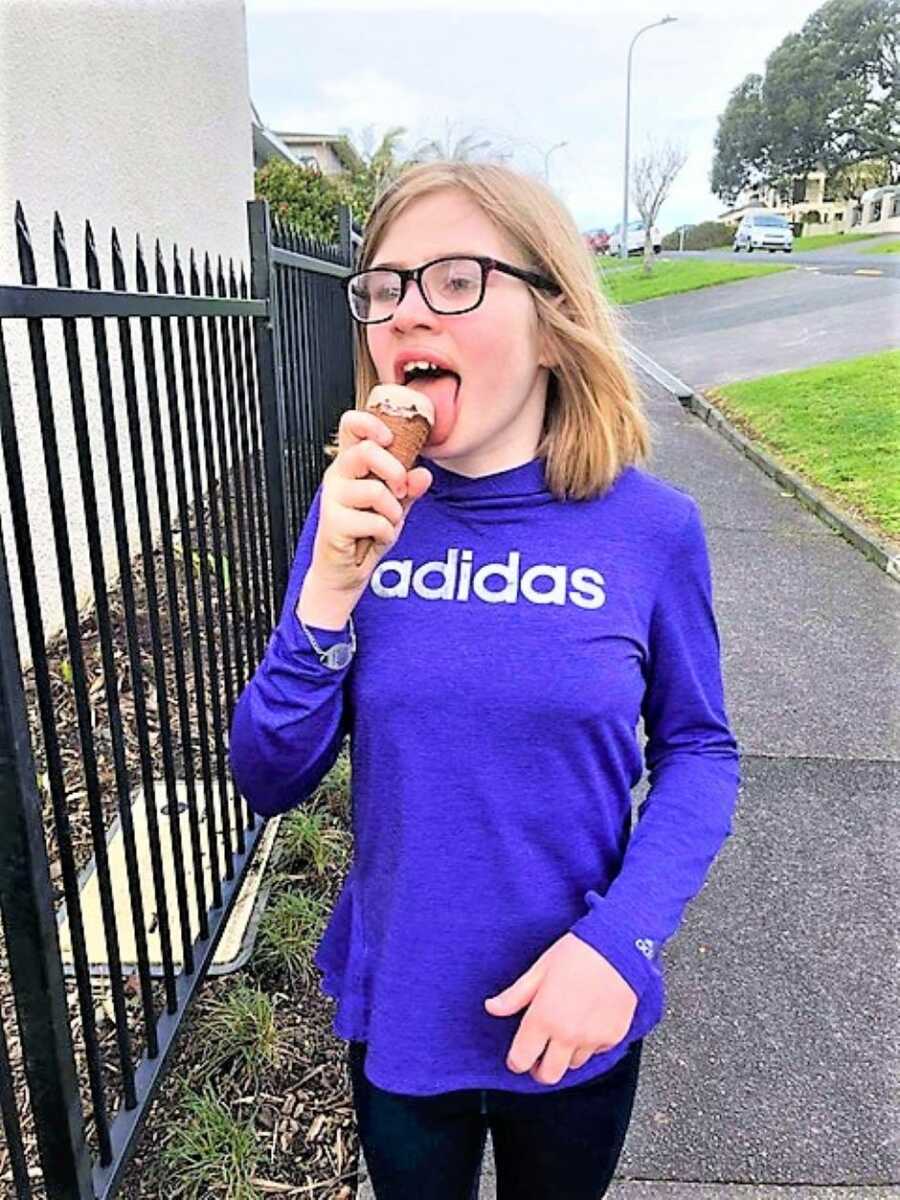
0;464;362;1197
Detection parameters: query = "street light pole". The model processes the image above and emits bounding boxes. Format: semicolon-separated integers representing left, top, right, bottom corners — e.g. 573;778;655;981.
620;15;677;260
544;140;568;184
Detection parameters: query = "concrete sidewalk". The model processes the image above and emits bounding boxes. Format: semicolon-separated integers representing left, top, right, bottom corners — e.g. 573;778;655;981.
357;376;899;1198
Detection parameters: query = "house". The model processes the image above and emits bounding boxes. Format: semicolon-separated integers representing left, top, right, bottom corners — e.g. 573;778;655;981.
271;131;364;177
719;166;900;238
251;100;300;168
718;170;848;234
0;0;255;657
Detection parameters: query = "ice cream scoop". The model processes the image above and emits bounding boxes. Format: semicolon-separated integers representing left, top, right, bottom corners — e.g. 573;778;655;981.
354;384;436;567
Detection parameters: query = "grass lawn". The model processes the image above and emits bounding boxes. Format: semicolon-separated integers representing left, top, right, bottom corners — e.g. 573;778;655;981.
597;256;791;305
791;232;883;251
861;239;900;254
708;350;900;547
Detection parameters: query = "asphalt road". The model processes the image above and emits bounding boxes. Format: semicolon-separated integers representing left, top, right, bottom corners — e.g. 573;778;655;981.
618;259;898;390
662;232;900;279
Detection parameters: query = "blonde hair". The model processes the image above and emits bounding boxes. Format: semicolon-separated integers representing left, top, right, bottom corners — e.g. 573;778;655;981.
331;160;652;501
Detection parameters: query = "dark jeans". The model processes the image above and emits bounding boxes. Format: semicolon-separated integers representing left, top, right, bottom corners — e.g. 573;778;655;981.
347;1037;643;1200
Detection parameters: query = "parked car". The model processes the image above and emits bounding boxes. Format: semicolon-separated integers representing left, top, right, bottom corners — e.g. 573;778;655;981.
733;211;793;253
581;228;610;255
608;220;661;256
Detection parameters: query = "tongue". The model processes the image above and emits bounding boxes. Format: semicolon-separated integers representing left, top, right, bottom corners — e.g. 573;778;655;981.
406;373;461;440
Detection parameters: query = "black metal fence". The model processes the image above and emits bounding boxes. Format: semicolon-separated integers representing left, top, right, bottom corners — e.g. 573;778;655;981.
0;197;358;1198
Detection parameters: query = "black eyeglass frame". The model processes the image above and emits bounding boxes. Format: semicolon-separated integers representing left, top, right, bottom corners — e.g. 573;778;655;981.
342;255;562;324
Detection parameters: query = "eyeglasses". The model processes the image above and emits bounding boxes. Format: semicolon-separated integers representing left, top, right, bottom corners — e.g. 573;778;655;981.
343;255;562;324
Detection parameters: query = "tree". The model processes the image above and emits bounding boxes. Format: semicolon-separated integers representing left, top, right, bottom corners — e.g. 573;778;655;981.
631;138;688;273
330;124;411;230
710;74;770;206
404;117;511;165
255;121;517;248
710;0;899;205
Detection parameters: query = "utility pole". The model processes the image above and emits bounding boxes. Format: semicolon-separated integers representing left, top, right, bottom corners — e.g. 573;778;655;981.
620;16;678;259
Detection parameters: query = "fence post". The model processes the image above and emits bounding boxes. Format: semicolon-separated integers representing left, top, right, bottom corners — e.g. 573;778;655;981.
247;198;289;605
338;203;353;267
0;517;93;1198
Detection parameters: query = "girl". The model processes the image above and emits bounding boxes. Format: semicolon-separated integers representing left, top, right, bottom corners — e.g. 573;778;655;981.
229;161;740;1199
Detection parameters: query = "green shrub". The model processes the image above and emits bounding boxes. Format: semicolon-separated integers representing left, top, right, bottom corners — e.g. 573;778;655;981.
254;159;345;242
662;221;734;250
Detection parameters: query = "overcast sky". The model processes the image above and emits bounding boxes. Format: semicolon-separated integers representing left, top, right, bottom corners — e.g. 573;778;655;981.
244;0;823;234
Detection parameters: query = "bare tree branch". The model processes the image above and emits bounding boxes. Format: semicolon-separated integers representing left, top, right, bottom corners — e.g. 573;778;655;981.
631;137;689;271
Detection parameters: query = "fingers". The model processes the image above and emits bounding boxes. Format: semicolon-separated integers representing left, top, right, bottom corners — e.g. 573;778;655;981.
336;407;395;455
333;437;410;500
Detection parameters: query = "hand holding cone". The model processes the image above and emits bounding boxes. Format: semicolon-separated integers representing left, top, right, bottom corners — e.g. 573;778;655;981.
354;385;435;568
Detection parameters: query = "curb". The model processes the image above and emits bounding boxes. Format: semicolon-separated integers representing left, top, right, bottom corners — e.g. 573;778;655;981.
623;342;900;584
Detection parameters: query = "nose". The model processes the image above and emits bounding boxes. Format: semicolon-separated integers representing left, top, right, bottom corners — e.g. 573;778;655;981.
390;276;438;327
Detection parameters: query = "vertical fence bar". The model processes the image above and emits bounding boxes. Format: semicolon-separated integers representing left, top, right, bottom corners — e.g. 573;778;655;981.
172;248;225;905
228;262;266;666
247;199;289;606
0;345;92;1197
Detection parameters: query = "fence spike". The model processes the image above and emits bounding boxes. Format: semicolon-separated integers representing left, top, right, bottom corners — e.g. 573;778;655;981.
53;211;72;287
239;263;247;299
203;251;214;296
85;219;101;289
155;238;168;293
228;258;237;298
216;254;226;298
189;247;201;296
15;199;37;284
111;227;126;291
172;244;185;295
135;232;148;292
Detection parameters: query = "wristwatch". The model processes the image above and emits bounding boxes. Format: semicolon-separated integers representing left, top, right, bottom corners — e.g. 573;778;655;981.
298;614;357;670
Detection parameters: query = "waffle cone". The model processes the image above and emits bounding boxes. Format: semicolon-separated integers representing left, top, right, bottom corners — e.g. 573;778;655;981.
354;410;433;567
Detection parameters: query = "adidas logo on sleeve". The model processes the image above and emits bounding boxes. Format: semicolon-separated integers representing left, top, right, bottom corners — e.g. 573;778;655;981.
371;547;607;609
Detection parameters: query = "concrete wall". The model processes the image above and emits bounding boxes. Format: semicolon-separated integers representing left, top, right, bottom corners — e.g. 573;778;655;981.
0;0;255;671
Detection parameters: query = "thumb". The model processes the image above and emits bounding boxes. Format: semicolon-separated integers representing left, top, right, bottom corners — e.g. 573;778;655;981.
485;973;531;1013
398;467;433;522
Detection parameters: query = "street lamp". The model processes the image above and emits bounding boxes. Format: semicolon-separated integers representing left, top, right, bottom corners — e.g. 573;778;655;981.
544;140;568;184
620;15;677;260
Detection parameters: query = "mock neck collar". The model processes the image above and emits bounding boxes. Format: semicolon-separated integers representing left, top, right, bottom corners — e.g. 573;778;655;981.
419;454;550;501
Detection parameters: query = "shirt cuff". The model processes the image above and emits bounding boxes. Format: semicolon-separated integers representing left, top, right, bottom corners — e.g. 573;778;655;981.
268;608;355;668
567;889;660;1003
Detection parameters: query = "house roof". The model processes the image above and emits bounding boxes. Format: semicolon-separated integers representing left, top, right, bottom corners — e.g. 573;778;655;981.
274;132;364;171
860;184;899;203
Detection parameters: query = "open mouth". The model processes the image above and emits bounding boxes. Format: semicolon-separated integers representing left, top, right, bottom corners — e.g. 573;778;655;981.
400;368;462;443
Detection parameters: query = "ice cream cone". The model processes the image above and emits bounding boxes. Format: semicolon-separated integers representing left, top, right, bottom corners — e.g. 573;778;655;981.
355;385;435;567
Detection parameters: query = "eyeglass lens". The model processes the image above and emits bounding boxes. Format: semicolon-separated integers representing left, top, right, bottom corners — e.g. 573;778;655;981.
349;258;483;321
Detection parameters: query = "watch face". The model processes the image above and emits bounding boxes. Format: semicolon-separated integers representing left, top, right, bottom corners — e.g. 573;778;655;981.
326;643;352;669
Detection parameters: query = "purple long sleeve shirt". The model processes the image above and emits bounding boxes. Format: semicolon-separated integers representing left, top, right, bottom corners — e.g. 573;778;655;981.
228;454;741;1096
